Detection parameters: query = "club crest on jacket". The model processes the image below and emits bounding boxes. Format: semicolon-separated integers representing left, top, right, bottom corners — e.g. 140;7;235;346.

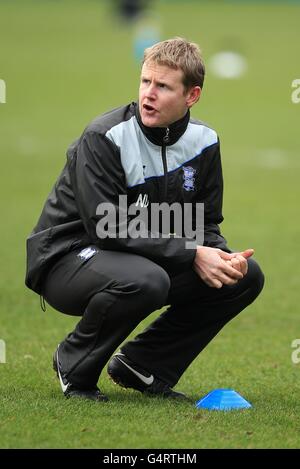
182;166;196;191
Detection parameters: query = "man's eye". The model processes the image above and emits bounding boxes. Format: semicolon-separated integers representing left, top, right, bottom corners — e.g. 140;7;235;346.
142;79;150;84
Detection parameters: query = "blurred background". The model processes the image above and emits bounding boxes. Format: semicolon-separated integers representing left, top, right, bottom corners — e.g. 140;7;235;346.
1;0;300;448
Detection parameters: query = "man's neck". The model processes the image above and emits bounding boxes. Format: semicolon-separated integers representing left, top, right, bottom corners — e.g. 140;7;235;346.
135;103;190;146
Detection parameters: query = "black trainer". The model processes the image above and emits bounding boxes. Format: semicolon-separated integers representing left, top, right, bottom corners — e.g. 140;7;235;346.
107;352;188;400
53;345;108;402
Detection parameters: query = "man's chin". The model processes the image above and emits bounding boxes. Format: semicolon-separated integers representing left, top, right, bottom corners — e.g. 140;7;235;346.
141;115;163;128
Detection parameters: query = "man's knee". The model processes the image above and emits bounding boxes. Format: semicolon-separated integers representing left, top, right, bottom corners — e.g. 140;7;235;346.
136;263;171;310
99;261;170;313
245;258;265;300
85;263;170;324
219;258;264;318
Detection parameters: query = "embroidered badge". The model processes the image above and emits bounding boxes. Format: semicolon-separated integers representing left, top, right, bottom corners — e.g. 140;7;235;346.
182;166;196;191
77;247;98;261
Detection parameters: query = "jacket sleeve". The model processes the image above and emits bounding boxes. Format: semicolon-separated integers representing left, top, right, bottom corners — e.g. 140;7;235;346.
70;130;196;273
201;139;230;252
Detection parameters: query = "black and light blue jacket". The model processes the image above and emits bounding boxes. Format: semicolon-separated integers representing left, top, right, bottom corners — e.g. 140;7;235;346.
25;102;228;294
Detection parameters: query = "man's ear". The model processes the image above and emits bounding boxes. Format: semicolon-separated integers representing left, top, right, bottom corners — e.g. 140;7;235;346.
186;86;201;108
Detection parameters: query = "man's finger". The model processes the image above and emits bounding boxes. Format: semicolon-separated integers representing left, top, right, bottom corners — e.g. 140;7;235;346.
210;278;223;289
226;257;247;276
239;249;254;259
217;272;238;286
218;250;235;261
236;255;248;275
222;261;244;279
229;248;254;260
231;257;241;269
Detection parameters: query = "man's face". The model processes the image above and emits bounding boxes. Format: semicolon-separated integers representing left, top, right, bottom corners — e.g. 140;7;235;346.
139;61;196;128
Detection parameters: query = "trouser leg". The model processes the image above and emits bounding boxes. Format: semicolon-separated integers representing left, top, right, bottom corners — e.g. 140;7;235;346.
42;247;170;388
121;258;265;386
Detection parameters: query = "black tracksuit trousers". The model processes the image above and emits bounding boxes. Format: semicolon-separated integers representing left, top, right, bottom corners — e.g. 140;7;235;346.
42;246;264;389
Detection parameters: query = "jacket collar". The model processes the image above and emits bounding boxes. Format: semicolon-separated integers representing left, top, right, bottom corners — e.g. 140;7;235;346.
135;102;190;146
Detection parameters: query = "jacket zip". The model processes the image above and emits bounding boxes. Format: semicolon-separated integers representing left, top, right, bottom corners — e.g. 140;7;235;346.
162;127;170;200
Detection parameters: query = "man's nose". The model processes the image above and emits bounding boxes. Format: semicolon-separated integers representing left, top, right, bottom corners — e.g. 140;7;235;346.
145;84;156;99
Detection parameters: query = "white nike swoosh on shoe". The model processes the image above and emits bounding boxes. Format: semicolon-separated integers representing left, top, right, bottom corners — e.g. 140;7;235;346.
56;350;69;393
116;356;154;386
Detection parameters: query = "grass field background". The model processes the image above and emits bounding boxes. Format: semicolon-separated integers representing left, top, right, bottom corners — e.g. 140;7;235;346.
1;0;300;448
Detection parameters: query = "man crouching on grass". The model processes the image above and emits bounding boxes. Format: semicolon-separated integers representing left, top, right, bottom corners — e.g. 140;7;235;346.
25;37;264;402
